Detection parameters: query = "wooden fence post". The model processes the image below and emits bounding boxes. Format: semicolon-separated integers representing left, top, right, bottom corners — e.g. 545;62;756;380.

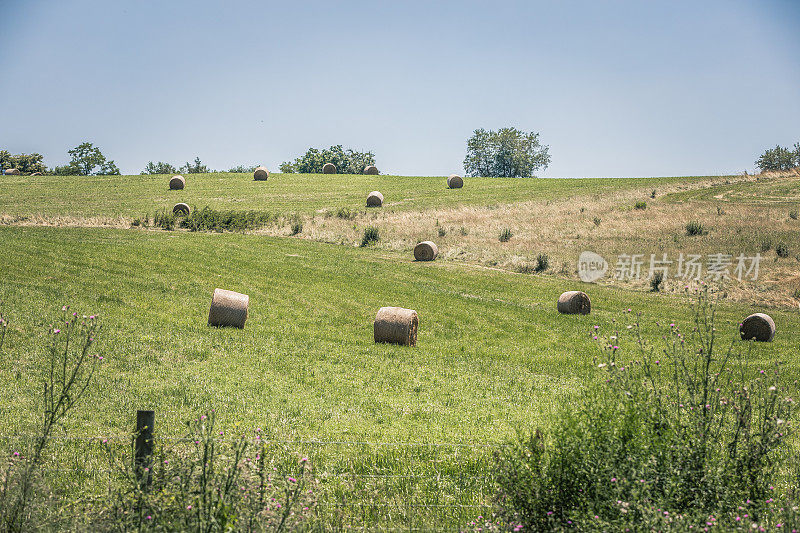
135;410;155;488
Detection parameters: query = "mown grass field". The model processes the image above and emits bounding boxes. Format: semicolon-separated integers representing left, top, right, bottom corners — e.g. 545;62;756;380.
1;172;799;528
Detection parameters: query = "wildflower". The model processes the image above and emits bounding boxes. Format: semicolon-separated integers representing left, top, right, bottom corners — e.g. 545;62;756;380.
146;516;152;520
611;477;617;482
53;329;61;334
288;477;297;483
187;505;192;510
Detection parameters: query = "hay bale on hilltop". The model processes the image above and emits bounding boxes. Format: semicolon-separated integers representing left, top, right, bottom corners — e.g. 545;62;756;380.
740;313;775;342
366;191;384;207
253;166;269;181
173;203;190;215
169;175;185;190
364;165;379;175
447;174;463;188
208;288;249;329
323;163;337;174
374;306;418;346
557;291;591;315
414;241;438;261
4;168;20;176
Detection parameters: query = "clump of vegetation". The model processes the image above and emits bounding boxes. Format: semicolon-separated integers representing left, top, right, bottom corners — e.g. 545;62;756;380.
650;271;664;292
151;207;278;232
153;209;176;230
756;142;799;172
336;207;356;220
634;200;647;210
534;253;549;273
98;411;317;532
460;226;469;236
760;237;773;252
685;220;707;236
776;242;790;258
650;189;656;199
789;209;798;220
280;145;375;174
716;206;725;216
438;227;447;237
593;217;601;226
499;228;513;242
290;218;303;236
493;288;796;531
360;226;380;247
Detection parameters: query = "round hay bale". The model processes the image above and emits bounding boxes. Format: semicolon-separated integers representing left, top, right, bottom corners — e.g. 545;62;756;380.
173;203;190;216
374;306;418;346
557;291;591;315
447;174;463;188
740;313;775;342
364;165;379;175
322;163;337;174
253;166;269;181
169;175;185;190
366;191;384;207
4;168;20;176
414;241;438;261
208;288;249;329
30;172;42;176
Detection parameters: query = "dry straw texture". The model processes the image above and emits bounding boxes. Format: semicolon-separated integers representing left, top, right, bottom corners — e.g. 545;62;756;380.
414;241;438;261
374;306;418;346
253;166;269;181
364;165;379;175
447;175;464;189
169;175;185;190
322;163;337;174
208;288;249;329
4;169;20;176
173;203;190;215
557;291;591;315
30;172;42;176
740;313;775;342
366;191;384;207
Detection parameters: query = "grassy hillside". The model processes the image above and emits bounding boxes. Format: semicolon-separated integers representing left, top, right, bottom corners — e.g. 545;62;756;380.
0;172;714;218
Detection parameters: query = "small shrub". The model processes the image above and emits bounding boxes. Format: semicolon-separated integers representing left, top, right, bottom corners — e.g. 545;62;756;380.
459;226;468;236
515;263;536;274
685;220;707;236
534;253;549;273
180;207;277;232
776;241;790;258
760;237;773;252
717;206;725;215
153;209;176;230
593;217;601;226
650;271;664;292
131;217;141;227
499;228;513;242
650;189;656;198
290;220;303;235
336;207;355;220
438;227;447;237
360;226;379;247
634;200;647;210
790;209;799;220
580;207;585;213
793;288;800;300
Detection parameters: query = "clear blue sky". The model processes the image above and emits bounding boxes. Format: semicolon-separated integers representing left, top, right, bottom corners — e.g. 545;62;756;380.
1;0;798;177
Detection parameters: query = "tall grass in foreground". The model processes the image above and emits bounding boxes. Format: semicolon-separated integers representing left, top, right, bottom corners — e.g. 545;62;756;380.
487;286;798;531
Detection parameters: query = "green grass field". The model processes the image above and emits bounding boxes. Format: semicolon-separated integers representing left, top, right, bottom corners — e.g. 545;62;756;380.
0;172;715;218
1;172;799;528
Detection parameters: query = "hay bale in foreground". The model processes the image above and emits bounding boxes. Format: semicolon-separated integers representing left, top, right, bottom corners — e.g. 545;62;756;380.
364;165;379;175
4;168;20;176
740;313;775;342
366;191;384;207
414;241;438;261
208;288;249;329
447;174;463;188
557;291;591;315
323;163;337;174
169;175;185;190
173;203;190;215
253;166;269;181
374;307;418;346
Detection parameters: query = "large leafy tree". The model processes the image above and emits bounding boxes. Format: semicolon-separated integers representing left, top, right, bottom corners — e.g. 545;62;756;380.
463;127;550;177
755;143;799;172
280;145;376;174
179;157;211;174
0;151;46;174
55;142;120;175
